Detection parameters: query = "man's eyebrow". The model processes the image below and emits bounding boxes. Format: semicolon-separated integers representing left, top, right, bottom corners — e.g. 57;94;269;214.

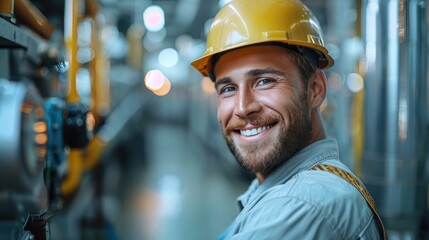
214;77;232;90
246;68;287;77
214;68;286;89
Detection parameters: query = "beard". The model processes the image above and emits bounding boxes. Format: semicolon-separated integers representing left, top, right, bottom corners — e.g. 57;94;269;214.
223;99;312;176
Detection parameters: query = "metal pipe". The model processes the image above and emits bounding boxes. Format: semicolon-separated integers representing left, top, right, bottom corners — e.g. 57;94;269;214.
61;149;83;196
14;0;54;39
89;19;110;124
65;0;80;104
61;0;83;196
361;0;428;238
0;0;14;19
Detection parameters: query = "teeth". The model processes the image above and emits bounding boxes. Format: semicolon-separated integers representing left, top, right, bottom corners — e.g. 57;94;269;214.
240;125;271;137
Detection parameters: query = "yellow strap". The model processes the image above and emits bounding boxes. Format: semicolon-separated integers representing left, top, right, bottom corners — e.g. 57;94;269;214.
312;164;388;240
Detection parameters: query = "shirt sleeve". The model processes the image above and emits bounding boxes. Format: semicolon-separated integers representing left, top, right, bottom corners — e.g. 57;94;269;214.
228;196;343;240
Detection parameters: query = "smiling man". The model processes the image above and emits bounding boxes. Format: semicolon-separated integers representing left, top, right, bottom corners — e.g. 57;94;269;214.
191;0;386;239
214;45;320;183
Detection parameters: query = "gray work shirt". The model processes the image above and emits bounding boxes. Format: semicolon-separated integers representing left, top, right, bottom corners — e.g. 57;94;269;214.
221;139;381;240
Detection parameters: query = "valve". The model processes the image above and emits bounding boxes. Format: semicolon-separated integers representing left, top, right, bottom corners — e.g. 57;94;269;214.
63;103;91;148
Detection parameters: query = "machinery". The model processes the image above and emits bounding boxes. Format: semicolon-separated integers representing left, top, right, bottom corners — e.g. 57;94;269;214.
0;80;49;239
0;0;118;239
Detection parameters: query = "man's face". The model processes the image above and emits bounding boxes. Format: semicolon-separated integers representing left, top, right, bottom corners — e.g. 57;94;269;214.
213;45;313;176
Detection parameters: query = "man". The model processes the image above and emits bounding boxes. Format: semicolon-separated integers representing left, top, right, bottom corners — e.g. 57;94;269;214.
191;0;387;239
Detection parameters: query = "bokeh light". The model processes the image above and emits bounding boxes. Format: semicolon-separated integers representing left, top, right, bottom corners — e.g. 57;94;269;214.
145;70;165;91
158;48;178;68
153;77;171;96
347;73;364;93
143;5;165;32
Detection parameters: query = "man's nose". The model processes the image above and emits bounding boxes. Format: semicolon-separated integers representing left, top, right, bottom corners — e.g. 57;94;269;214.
234;88;262;118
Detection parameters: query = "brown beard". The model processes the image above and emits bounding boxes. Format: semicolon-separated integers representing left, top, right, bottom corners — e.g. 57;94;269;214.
223;97;312;176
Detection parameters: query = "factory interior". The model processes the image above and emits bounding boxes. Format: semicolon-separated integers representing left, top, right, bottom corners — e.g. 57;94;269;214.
0;0;428;239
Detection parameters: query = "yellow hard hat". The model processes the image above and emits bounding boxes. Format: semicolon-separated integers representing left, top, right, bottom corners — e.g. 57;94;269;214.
191;0;334;77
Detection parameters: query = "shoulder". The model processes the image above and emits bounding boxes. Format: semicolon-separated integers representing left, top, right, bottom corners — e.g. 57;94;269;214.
242;168;374;239
234;193;341;239
284;167;365;205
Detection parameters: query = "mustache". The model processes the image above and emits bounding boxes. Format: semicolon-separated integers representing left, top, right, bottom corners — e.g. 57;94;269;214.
225;115;278;132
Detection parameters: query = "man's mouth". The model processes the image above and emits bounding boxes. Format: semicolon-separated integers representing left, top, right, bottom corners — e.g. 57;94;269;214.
239;125;273;137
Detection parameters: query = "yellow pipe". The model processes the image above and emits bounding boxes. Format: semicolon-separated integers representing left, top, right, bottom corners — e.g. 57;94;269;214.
61;0;82;196
126;24;144;69
81;136;106;171
61;149;83;196
85;0;99;17
95;45;110;118
85;0;110;124
85;1;109;170
352;88;364;177
88;19;101;123
352;0;364;177
61;0;111;195
78;0;107;131
87;15;110;124
0;0;14;18
85;2;100;124
65;0;80;104
61;136;107;195
89;19;105;123
14;0;54;40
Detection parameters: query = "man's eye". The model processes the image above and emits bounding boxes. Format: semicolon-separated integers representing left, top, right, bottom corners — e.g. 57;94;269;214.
219;86;236;94
257;78;272;85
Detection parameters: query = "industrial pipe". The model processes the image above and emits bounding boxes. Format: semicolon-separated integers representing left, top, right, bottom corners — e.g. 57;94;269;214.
14;0;54;40
361;0;428;238
0;0;14;19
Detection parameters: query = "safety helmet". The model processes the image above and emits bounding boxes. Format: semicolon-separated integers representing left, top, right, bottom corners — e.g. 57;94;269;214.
191;0;334;77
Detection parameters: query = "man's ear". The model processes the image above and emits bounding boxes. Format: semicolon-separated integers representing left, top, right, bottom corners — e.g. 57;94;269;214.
309;69;327;108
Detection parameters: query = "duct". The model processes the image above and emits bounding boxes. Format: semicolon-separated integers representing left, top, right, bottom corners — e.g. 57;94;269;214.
361;0;428;238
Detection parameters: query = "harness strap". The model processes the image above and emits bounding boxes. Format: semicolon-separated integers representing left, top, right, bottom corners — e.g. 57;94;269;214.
312;164;387;240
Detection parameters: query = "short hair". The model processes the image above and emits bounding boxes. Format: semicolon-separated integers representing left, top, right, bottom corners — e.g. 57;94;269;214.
284;47;318;85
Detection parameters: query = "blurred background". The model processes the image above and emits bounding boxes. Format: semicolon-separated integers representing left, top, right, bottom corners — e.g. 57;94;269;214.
0;0;428;239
